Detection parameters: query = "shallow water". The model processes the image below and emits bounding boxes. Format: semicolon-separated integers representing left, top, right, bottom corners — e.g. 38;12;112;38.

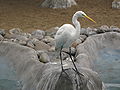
93;48;120;90
0;57;22;90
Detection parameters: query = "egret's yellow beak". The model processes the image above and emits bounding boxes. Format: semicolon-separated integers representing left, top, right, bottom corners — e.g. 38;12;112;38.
85;15;96;23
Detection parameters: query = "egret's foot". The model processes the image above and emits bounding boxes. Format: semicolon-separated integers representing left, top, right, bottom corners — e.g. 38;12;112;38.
61;68;69;76
60;68;71;80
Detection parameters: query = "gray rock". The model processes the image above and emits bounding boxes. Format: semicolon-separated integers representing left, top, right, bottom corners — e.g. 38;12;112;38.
112;0;120;9
42;36;55;46
34;40;51;50
80;28;88;35
96;25;108;34
28;38;39;44
0;34;4;41
5;33;28;45
48;46;55;52
16;35;28;41
21;32;31;38
31;30;45;40
73;39;82;46
110;25;120;32
40;0;77;9
79;35;87;41
0;41;103;90
86;27;96;35
19;40;27;45
0;29;5;36
100;25;110;32
45;27;59;38
9;28;23;35
37;50;50;63
27;40;35;48
70;47;76;56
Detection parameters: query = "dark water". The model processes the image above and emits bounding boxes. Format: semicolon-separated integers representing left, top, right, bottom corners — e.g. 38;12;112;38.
0;57;22;90
93;48;120;90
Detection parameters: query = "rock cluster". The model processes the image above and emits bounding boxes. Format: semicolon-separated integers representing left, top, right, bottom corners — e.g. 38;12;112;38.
40;0;77;9
0;25;120;63
112;0;120;9
1;25;120;90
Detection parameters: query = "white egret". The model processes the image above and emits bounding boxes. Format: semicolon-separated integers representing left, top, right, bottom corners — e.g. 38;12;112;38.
55;11;96;73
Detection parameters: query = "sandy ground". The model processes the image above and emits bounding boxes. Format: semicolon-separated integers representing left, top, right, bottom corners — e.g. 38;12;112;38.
0;0;120;32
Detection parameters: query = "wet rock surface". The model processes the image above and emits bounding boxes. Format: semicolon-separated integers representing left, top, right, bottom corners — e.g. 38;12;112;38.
0;25;120;90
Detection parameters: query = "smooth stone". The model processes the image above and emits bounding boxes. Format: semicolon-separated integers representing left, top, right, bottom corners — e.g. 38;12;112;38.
80;28;88;35
100;25;110;32
110;25;120;32
21;33;31;38
0;29;6;37
42;36;55;46
79;35;87;42
31;30;45;40
37;50;50;63
5;33;28;41
45;27;59;38
26;40;35;48
19;40;27;45
34;41;51;51
48;46;55;52
72;39;82;48
40;0;76;8
87;27;97;35
9;28;23;35
42;36;55;43
0;34;4;41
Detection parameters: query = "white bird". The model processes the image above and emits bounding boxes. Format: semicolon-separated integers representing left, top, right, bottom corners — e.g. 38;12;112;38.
55;11;96;73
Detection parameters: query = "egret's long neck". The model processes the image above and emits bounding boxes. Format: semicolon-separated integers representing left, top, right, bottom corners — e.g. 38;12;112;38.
72;14;81;38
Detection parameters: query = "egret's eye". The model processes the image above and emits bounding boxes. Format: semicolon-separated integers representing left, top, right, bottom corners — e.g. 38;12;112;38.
82;14;85;16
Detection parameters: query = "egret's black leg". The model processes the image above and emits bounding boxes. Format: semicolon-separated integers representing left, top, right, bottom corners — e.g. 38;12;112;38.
69;47;84;76
60;47;64;71
59;47;70;78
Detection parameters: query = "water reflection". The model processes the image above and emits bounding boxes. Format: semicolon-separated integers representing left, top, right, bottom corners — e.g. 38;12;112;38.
0;57;22;90
93;48;120;90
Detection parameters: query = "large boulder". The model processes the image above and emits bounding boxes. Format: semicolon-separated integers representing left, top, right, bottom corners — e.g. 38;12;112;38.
76;32;120;89
112;0;120;9
39;0;77;9
0;41;103;90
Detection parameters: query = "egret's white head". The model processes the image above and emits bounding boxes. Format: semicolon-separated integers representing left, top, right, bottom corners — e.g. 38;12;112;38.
75;11;96;23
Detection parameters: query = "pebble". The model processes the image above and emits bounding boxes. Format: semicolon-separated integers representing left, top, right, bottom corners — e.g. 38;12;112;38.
96;25;110;34
110;25;120;32
27;40;35;48
19;40;27;45
31;30;45;40
34;40;51;51
9;28;23;35
42;36;55;46
0;29;6;37
87;27;96;35
45;27;59;37
37;50;50;63
48;46;55;52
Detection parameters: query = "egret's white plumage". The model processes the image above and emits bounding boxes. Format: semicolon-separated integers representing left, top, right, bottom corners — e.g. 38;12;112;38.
54;11;96;72
55;11;96;51
55;24;77;50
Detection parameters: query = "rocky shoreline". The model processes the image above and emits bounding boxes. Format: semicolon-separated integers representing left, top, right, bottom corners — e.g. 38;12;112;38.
0;25;120;63
0;25;120;90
